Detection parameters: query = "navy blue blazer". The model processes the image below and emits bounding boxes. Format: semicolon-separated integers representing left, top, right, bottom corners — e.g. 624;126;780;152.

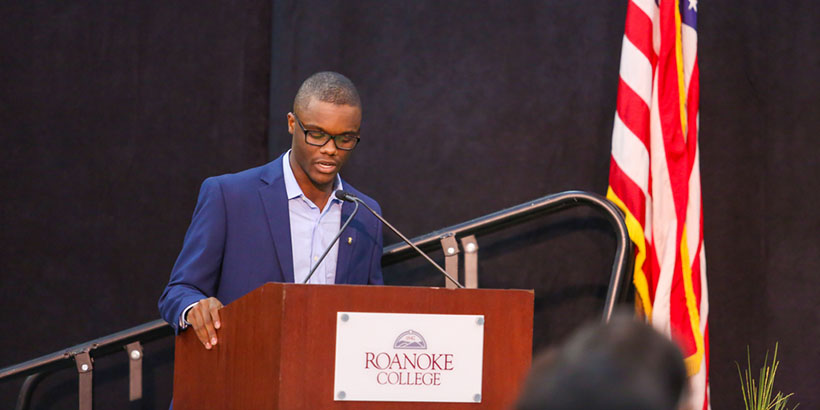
158;154;384;333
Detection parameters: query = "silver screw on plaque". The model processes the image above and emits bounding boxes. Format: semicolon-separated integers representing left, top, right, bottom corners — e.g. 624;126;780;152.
81;364;89;372
447;247;455;255
340;313;349;322
465;243;477;253
337;391;346;400
130;350;141;360
474;393;482;402
476;317;484;326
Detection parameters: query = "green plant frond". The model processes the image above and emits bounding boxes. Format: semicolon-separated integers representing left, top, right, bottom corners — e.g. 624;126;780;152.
737;343;799;410
736;361;751;409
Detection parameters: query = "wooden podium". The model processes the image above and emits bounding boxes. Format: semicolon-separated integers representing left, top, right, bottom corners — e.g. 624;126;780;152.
173;283;534;409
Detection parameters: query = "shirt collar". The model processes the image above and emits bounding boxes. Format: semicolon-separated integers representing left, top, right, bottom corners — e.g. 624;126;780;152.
282;150;344;201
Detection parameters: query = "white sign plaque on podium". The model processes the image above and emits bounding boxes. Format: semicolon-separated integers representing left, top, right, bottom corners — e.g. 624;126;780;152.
333;312;485;403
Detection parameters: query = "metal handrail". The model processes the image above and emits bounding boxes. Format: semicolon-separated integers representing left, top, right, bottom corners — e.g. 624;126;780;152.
0;190;632;408
383;190;632;321
0;319;171;382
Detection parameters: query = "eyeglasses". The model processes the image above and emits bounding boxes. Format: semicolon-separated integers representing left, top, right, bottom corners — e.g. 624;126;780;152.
293;114;360;151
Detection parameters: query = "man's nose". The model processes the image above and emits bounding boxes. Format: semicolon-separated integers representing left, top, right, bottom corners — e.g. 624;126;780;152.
320;137;338;155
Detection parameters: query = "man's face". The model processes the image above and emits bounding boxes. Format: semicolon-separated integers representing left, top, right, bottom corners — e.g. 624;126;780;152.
287;98;361;192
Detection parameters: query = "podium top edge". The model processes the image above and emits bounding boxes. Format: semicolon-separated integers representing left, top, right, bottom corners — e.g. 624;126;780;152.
258;282;534;294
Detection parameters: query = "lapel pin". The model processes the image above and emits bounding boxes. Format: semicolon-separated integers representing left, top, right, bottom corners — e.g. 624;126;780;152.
347;237;353;245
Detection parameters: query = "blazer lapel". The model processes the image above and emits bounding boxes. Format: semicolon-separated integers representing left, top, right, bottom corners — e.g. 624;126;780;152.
334;200;358;284
258;157;295;283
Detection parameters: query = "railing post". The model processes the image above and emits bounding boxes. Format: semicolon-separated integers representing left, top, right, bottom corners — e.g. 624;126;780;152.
460;235;479;288
125;341;143;401
74;351;93;410
439;234;460;289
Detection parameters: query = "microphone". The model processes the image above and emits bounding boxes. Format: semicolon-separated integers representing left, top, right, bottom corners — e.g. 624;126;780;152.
302;194;360;284
334;190;464;288
334;190;356;202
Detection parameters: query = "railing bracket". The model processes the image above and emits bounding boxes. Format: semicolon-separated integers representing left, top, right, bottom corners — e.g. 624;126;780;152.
439;233;460;289
74;351;93;410
125;341;143;401
460;235;479;288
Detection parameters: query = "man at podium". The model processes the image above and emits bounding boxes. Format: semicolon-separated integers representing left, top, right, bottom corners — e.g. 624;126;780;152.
158;71;384;350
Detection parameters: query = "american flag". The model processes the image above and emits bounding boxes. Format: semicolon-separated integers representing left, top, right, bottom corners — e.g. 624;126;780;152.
607;0;709;409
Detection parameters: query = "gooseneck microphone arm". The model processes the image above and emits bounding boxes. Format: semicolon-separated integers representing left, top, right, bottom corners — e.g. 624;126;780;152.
303;197;360;284
335;190;464;289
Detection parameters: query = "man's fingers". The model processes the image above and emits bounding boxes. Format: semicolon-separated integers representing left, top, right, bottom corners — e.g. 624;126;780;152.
187;297;224;351
189;308;212;349
201;312;218;347
208;301;222;330
194;301;218;347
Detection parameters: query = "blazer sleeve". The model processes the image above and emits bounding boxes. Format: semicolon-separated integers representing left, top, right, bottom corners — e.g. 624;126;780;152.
158;177;227;333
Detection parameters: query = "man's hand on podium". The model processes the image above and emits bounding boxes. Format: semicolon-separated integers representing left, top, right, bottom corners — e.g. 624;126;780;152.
187;297;224;350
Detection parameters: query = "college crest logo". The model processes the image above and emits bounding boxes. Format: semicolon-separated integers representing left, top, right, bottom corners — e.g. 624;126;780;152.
393;330;427;350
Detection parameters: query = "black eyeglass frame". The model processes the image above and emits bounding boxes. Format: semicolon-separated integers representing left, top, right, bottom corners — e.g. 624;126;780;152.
293;114;361;151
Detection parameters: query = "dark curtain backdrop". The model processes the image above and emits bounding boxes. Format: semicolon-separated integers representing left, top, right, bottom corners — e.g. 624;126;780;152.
1;1;817;409
0;1;271;408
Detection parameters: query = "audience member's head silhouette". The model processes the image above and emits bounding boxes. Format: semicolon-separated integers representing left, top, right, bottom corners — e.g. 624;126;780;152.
516;314;688;410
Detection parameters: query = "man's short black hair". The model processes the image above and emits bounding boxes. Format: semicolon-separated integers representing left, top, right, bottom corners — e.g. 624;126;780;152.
293;71;361;115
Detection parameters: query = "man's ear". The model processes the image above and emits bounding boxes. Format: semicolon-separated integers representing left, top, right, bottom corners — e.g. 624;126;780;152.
287;112;295;135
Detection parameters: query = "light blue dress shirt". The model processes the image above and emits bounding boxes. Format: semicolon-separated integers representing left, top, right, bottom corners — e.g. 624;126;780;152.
282;150;343;284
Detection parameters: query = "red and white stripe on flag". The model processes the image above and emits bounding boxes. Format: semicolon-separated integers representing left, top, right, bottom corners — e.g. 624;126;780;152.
607;0;710;409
